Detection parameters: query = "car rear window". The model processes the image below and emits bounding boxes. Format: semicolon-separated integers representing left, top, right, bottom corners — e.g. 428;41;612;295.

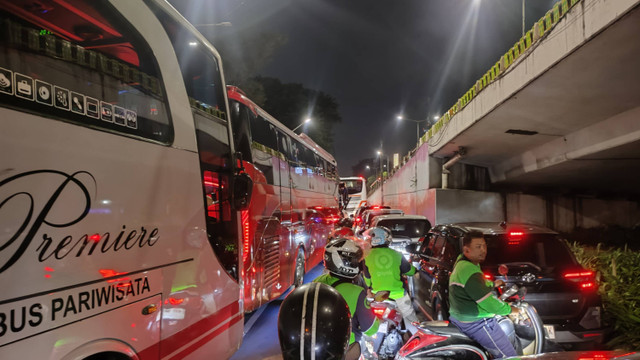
377;219;430;238
484;234;577;270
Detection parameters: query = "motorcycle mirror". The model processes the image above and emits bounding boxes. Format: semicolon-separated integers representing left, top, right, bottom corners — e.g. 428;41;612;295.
374;291;390;302
498;264;509;276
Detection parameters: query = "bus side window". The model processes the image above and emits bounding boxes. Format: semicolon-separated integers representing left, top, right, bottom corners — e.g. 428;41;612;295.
246;113;277;184
0;3;171;142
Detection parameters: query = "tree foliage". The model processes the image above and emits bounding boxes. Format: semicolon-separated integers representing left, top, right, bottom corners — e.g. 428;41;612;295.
208;31;341;153
245;76;342;153
569;241;640;350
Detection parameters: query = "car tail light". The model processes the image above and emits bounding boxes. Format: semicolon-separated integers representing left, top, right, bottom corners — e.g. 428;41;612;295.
564;270;598;291
507;230;524;245
577;352;610;360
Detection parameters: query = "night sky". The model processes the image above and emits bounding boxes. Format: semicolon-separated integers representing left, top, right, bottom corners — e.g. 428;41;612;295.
169;0;557;175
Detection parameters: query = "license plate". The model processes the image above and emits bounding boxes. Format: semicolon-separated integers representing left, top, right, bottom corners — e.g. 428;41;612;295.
544;325;555;339
378;322;388;334
163;307;186;320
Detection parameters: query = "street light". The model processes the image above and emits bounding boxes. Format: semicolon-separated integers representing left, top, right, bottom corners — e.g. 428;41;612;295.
292;118;311;132
397;115;432;144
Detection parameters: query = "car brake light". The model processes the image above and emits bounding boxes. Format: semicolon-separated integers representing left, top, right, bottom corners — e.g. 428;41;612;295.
372;206;381;210
564;270;597;291
507;231;524;245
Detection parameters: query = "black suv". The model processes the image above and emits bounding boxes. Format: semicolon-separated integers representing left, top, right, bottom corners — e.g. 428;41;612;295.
409;222;605;348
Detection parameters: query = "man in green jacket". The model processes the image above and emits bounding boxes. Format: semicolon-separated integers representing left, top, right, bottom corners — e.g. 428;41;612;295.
314;238;379;346
362;226;419;333
448;230;520;359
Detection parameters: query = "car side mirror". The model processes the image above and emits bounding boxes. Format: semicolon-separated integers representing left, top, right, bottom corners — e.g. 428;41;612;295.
232;173;253;210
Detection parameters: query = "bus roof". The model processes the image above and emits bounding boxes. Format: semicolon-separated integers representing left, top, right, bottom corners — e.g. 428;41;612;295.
227;86;336;166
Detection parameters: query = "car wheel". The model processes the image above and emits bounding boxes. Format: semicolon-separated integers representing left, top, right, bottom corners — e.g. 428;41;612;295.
293;250;305;288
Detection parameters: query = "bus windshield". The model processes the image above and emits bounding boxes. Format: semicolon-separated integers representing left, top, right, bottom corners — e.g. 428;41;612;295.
344;179;363;194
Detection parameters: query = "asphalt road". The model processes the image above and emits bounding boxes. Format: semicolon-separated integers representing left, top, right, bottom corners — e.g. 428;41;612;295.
230;263;326;360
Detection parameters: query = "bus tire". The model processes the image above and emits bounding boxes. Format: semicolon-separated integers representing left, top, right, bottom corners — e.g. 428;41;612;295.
293;249;305;288
84;352;130;360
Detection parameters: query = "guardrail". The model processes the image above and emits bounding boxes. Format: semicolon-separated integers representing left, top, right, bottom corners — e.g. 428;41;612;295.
424;0;581;145
371;0;582;195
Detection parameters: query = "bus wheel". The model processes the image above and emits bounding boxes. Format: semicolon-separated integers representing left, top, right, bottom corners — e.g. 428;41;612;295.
293;250;305;287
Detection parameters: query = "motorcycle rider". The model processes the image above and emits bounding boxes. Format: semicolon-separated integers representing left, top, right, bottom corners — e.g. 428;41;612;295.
314;238;380;347
448;230;521;359
362;226;419;333
278;282;352;359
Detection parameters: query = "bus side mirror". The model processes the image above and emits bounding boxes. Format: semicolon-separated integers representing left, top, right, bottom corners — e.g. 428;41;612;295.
233;173;253;210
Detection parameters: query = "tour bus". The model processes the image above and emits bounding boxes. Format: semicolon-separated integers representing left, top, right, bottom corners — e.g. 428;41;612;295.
0;1;252;359
227;86;340;312
340;176;367;216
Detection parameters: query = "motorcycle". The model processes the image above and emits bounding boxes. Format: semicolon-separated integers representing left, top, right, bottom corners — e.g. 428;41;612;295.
395;266;546;360
362;291;412;360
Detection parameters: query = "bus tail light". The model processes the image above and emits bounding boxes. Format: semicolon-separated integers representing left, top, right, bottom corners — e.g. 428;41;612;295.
242;210;250;263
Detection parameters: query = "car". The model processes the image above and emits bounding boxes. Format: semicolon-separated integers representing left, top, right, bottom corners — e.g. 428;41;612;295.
355;207;404;235
409;222;606;349
370;214;431;261
352;204;389;228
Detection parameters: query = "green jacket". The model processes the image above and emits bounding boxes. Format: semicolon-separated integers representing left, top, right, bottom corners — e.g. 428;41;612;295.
363;246;416;300
448;254;511;322
314;273;379;344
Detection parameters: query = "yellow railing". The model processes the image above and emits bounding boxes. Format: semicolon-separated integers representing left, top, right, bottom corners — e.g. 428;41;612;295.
424;0;581;145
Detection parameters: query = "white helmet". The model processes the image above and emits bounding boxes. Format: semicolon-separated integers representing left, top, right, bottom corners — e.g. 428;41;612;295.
363;226;392;247
323;238;364;279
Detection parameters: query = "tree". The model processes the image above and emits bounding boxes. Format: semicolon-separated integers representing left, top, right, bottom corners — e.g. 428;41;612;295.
247;76;342;153
207;32;341;153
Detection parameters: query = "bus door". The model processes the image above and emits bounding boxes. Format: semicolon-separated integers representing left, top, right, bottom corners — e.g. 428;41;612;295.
276;130;294;289
154;8;243;356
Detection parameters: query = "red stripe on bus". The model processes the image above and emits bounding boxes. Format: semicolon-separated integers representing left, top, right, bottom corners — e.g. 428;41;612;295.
169;313;243;359
157;301;241;357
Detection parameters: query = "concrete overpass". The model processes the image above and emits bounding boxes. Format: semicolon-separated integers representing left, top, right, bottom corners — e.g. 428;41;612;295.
369;0;640;231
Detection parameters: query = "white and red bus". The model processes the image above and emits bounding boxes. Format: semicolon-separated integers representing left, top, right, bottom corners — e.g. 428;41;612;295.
0;1;252;359
227;86;340;312
340;176;367;217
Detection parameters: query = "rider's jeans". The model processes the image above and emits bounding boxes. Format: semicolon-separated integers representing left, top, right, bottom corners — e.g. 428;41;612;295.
395;294;419;334
449;316;517;359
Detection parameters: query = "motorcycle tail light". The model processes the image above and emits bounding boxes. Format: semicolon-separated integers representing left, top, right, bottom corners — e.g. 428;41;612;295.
373;308;385;317
397;334;448;356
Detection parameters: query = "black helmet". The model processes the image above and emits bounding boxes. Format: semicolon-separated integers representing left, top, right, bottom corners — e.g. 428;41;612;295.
324;238;363;279
278;282;351;360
